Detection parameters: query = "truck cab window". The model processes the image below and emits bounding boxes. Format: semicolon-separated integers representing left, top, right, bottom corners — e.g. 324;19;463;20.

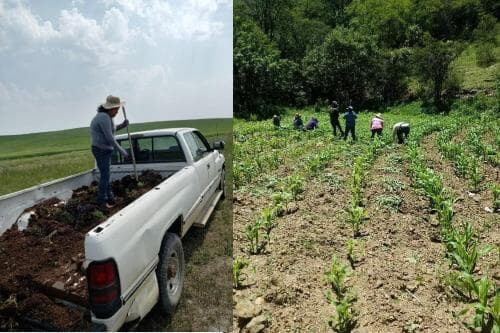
136;138;152;162
153;136;185;162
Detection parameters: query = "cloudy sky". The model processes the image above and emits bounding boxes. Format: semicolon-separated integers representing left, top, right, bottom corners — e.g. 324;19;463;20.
0;0;232;134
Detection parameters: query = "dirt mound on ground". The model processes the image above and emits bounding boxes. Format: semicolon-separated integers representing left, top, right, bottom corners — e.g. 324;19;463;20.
0;170;164;330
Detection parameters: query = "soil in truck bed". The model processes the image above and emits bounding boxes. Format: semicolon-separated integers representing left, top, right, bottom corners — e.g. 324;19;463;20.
0;170;164;331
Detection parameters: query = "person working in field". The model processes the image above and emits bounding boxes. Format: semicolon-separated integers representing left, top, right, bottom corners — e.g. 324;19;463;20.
329;100;344;137
272;115;281;129
343;106;357;141
393;122;410;144
90;95;129;209
293;113;304;130
370;113;384;138
306;117;319;130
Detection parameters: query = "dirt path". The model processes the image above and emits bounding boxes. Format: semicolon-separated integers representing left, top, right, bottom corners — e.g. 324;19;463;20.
349;144;465;332
233;154;353;332
420;133;499;278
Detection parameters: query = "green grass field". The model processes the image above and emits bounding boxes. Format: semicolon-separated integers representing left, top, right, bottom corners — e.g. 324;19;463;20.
453;44;500;91
0;118;231;196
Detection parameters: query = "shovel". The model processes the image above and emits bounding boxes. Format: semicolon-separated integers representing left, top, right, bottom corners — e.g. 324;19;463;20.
122;106;139;183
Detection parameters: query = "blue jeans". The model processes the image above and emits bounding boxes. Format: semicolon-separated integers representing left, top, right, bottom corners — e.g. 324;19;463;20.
91;146;114;205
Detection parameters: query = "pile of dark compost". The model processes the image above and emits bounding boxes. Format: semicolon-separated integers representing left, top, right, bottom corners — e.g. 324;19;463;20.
0;170;164;330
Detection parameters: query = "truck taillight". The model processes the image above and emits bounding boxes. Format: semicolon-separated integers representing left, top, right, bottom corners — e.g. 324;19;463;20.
87;259;122;319
90;261;116;288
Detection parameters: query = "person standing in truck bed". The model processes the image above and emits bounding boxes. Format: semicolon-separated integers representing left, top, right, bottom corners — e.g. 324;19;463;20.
90;95;129;209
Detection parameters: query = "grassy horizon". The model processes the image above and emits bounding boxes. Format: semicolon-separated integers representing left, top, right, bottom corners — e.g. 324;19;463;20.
0;118;232;196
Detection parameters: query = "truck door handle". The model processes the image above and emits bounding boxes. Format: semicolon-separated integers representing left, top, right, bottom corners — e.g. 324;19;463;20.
207;164;210;169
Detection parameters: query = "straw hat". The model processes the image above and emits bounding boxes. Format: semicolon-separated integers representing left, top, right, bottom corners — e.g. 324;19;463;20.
102;95;123;109
375;113;382;118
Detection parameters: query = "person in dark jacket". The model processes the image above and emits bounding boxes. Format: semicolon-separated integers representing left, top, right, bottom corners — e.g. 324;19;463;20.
272;115;281;129
329;100;344;137
90;95;129;209
306;117;319;130
293;113;304;130
343;106;357;141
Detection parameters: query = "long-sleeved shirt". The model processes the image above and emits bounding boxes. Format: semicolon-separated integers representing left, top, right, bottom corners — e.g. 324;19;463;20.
90;112;127;155
329;107;340;122
343;111;357;127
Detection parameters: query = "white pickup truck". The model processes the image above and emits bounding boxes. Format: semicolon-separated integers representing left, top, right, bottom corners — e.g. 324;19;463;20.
0;128;226;331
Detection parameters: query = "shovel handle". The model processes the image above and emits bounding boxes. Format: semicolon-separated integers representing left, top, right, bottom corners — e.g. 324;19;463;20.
122;106;138;182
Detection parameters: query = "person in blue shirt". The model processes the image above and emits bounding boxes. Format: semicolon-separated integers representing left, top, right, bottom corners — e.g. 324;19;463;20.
90;95;129;209
306;117;319;130
343;106;357;141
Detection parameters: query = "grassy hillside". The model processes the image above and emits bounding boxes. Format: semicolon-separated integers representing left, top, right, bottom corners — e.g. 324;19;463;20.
453;44;500;91
0;118;232;161
0;118;232;195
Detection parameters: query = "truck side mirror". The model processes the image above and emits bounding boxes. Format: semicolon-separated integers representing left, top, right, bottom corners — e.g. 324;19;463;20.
213;140;225;150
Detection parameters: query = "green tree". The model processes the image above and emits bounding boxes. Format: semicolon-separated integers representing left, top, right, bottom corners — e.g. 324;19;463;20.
414;35;462;112
233;17;299;118
302;27;383;106
348;0;413;48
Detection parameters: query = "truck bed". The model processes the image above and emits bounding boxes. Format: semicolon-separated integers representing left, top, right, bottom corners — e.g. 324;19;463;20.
0;170;168;330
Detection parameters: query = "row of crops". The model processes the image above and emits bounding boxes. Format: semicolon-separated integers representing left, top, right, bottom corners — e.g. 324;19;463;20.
233;101;499;331
405;116;499;332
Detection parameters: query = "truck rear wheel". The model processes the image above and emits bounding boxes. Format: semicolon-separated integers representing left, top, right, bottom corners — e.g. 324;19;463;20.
157;232;185;314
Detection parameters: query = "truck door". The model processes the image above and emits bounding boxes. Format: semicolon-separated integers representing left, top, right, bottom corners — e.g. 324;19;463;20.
192;131;218;195
182;132;211;224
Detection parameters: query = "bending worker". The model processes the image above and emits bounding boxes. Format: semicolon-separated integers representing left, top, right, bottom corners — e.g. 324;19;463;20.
90;95;129;209
393;122;410;144
272;115;281;129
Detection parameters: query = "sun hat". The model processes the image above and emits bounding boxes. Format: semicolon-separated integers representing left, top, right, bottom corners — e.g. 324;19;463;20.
332;100;338;106
347;105;353;111
375;113;382;118
101;95;123;109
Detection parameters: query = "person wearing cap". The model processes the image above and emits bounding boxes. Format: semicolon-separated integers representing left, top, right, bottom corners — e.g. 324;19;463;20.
272;114;281;129
329;100;344;137
306;117;319;130
393;122;411;144
90;95;130;209
293;113;304;130
343;106;357;141
370;113;384;139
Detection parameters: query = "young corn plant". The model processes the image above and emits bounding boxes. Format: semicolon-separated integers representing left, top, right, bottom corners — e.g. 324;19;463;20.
286;175;305;200
468;157;483;193
346;204;367;237
468;277;497;332
245;220;264;255
445;222;492;274
325;256;350;299
436;198;455;231
415;169;445;208
346;239;360;268
258;207;277;236
232;257;249;288
327;293;357;333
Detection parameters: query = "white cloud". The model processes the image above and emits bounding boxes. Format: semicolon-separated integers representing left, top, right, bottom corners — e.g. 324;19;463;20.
0;0;59;51
104;0;231;41
0;1;135;65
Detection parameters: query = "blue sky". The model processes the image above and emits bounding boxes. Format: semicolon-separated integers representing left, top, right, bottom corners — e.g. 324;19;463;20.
0;0;232;134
